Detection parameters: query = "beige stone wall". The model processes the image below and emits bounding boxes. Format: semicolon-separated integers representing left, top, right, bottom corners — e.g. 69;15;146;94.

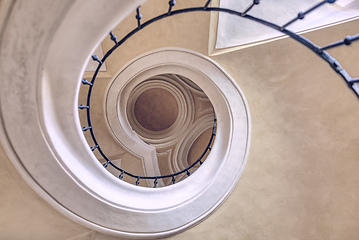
1;0;359;239
0;144;89;240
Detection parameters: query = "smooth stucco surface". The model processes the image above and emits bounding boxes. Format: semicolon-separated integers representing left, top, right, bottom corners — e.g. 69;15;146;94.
1;0;359;239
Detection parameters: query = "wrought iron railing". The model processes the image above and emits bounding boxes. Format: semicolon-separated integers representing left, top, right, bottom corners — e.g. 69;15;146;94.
79;0;359;187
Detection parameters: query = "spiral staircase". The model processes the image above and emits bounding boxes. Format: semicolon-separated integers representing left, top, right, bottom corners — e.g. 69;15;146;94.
0;0;358;239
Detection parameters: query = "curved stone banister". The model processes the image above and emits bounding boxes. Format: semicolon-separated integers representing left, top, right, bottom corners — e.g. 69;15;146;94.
0;0;357;238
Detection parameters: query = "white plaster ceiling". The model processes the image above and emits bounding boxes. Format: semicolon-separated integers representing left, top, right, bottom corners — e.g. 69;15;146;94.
216;0;359;49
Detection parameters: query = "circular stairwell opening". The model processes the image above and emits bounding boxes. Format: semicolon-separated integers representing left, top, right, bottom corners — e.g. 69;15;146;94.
80;68;217;188
125;73;216;186
134;87;178;132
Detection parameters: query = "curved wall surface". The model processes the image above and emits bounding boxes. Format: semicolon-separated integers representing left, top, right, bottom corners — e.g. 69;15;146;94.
1;0;359;239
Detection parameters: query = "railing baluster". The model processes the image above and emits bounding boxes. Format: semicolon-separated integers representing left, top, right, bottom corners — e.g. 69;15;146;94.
136;7;142;29
241;0;260;16
281;0;336;30
81;79;93;86
78;104;89;109
153;178;158;188
91;145;99;151
136;177;140;186
109;31;118;45
320;34;359;51
168;0;176;15
91;55;103;64
204;0;211;10
103;161;109;168
82;126;92;131
119;170;125;179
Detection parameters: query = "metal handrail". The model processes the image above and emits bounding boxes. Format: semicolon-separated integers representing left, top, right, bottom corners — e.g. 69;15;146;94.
79;0;359;187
